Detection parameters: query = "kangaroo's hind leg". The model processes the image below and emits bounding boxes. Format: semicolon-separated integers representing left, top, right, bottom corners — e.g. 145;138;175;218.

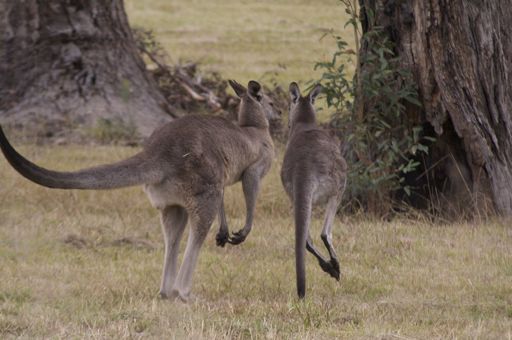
172;191;221;302
320;194;342;280
159;206;188;299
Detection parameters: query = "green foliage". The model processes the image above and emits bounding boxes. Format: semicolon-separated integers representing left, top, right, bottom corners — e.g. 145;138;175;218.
315;37;355;113
315;3;433;211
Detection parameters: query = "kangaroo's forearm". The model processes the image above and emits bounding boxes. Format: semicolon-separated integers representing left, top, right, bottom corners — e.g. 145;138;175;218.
242;173;260;231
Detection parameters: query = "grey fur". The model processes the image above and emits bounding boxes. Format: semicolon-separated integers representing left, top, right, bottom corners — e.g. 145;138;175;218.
281;82;347;299
0;80;275;302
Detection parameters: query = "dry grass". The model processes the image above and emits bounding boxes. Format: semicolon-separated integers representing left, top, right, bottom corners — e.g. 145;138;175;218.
1;145;511;339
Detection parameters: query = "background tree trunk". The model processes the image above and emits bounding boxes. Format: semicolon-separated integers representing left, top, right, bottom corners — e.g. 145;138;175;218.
358;0;512;216
0;0;173;142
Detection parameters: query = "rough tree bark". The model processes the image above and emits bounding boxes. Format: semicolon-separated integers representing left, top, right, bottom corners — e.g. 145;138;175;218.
358;0;512;216
0;0;173;142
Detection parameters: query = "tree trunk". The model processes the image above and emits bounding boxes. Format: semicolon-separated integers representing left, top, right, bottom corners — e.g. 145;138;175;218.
358;0;512;216
0;0;173;142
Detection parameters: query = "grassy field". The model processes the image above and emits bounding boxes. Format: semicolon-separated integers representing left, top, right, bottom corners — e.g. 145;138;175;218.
125;0;354;89
0;145;511;338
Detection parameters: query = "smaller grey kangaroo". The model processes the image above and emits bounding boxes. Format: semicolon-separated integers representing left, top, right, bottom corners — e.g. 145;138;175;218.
0;80;274;302
281;82;347;298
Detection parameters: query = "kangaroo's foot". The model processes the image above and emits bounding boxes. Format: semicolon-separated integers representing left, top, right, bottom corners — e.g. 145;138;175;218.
329;257;341;281
216;229;230;247
319;233;340;281
175;292;191;303
306;234;340;280
228;229;248;245
318;257;341;281
159;289;179;300
217;196;230;248
159;289;193;303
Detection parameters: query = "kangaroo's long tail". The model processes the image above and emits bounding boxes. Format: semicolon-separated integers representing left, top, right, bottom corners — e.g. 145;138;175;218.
293;178;313;299
0;126;163;190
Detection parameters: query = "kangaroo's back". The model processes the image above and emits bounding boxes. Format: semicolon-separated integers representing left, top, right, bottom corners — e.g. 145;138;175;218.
144;115;270;188
282;127;346;202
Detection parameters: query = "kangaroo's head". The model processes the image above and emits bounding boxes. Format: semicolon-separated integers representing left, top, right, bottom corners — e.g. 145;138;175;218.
288;82;322;130
259;92;282;121
229;80;277;128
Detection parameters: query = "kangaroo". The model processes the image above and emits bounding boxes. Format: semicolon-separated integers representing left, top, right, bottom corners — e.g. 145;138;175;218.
281;82;347;298
0;80;274;302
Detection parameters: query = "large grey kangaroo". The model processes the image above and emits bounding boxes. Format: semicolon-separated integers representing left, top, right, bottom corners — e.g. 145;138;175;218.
281;82;347;298
0;80;275;302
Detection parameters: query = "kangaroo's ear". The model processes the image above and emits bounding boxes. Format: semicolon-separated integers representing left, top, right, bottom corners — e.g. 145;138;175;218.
247;80;262;100
308;84;322;104
289;82;301;104
229;80;247;98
